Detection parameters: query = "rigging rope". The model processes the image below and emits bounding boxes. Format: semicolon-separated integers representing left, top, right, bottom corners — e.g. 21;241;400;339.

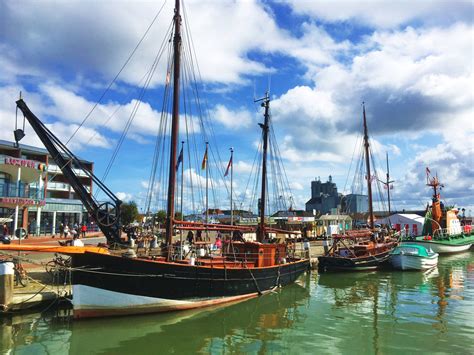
65;0;168;147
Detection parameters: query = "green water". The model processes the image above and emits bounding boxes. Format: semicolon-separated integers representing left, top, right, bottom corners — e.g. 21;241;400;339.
2;251;473;354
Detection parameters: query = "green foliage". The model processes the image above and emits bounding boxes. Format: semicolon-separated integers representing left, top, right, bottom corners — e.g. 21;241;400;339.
174;211;183;221
154;210;167;224
121;201;139;225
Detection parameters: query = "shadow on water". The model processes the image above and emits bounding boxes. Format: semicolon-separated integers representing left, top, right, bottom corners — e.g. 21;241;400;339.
2;273;312;354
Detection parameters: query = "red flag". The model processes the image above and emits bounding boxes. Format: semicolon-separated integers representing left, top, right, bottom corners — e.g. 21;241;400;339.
201;146;208;170
224;155;233;177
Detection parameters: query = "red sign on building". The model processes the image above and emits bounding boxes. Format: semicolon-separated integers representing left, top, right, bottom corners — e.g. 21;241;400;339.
0;197;46;206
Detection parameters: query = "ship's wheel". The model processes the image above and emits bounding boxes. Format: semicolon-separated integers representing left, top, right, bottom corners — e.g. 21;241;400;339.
96;202;119;227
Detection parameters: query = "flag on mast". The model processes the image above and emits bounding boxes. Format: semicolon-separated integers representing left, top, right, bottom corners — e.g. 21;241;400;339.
224;154;233;177
201;146;208;170
176;146;183;171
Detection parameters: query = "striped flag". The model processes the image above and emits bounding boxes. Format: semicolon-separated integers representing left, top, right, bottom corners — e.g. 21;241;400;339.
176;146;183;171
224;155;233;177
201;146;208;170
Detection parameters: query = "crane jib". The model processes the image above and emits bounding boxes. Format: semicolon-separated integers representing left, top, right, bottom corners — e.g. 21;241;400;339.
14;99;122;244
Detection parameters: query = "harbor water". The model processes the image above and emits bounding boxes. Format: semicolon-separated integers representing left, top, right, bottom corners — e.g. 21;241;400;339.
2;251;473;354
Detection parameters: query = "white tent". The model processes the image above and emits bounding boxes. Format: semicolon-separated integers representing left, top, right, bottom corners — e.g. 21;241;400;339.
376;213;425;237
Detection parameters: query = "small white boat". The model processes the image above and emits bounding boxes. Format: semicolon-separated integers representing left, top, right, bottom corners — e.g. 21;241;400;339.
390;244;438;270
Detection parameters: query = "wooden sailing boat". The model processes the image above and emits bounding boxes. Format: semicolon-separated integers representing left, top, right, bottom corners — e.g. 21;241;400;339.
7;0;309;318
401;170;474;253
318;103;397;272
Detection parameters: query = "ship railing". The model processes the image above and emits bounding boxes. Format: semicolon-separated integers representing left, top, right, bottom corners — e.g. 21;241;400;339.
132;238;309;263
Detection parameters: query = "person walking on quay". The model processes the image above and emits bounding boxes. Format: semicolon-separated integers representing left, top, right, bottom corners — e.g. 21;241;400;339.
58;223;64;238
81;223;87;238
64;224;70;238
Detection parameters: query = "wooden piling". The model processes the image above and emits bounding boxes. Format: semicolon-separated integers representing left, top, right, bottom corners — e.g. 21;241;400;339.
0;262;14;311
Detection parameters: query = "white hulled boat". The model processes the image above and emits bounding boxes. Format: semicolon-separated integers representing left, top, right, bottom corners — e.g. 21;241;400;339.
390;244;438;270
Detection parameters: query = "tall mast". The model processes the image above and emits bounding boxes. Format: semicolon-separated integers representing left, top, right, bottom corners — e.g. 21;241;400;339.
180;140;185;219
363;102;374;230
385;152;393;218
165;0;182;250
230;147;234;226
205;141;209;239
257;92;270;242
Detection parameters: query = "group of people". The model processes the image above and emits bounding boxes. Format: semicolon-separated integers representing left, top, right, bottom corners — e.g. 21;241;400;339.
57;222;87;239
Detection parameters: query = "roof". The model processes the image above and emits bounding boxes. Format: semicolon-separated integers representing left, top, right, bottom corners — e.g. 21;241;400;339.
318;214;352;221
305;197;322;204
376;213;425;224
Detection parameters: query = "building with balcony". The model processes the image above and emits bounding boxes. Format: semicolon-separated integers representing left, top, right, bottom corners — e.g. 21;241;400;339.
0;139;94;236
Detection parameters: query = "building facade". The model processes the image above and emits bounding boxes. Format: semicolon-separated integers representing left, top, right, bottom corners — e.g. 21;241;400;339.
0;139;93;236
342;193;369;214
305;176;341;214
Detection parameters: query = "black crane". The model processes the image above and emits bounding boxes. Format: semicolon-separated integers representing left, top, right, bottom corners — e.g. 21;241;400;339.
14;99;122;244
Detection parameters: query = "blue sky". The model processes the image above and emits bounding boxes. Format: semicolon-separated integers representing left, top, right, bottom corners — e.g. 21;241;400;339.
0;0;473;215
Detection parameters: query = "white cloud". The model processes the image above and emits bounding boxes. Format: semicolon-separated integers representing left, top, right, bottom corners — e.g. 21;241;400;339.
116;192;134;202
211;105;253;129
282;0;473;28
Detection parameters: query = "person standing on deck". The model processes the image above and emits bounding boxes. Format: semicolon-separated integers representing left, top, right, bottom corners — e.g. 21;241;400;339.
72;234;84;246
196;229;203;242
187;230;194;244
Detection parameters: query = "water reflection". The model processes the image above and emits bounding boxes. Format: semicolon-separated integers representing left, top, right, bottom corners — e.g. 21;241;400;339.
3;274;312;354
3;252;473;354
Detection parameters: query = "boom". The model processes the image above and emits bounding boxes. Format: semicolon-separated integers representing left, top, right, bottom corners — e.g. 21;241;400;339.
15;99;122;244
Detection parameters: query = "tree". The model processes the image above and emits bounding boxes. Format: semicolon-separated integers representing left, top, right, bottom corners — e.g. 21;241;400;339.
154;210;167;224
121;201;139;226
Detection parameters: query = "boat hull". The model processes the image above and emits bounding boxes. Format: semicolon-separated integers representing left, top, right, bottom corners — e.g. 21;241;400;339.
317;250;391;272
390;254;438;270
71;252;309;318
402;235;474;254
72;285;265;318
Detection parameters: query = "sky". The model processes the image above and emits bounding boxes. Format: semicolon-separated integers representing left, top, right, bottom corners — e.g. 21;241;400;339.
0;0;473;216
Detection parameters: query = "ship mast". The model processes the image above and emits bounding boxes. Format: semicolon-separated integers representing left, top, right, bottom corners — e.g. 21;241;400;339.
256;92;270;242
165;0;182;251
362;103;374;230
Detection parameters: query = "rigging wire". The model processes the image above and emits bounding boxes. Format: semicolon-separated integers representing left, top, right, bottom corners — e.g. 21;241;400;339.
101;19;174;183
65;0;168;147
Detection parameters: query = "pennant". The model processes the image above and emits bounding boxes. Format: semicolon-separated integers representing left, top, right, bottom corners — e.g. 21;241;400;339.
224;155;233;177
201;146;208;170
176;146;183;171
